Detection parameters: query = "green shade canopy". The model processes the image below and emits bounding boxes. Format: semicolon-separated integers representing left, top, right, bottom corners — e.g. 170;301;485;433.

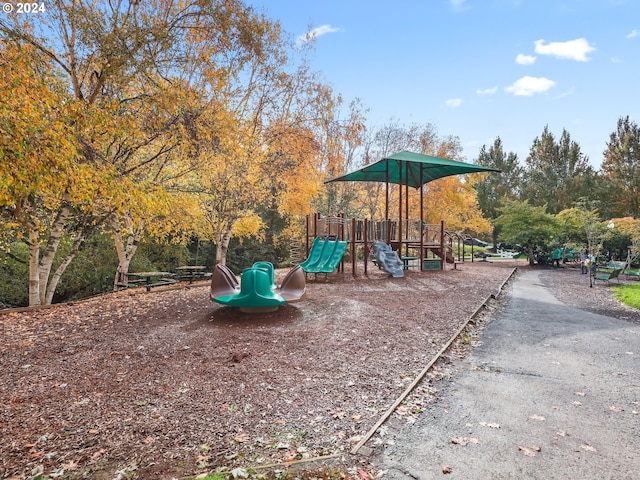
325;150;501;188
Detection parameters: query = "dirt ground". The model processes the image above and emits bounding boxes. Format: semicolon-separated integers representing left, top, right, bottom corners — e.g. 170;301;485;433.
1;259;636;479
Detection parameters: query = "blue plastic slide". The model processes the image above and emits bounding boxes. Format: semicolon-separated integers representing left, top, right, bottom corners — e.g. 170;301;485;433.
372;241;404;278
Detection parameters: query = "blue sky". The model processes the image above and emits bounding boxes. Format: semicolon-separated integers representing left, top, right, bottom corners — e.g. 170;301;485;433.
246;0;639;168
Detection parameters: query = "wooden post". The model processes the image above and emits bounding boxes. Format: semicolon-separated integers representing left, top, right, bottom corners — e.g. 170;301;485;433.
305;214;310;256
314;212;319;238
351;217;356;276
440;219;445;270
364;219;369;276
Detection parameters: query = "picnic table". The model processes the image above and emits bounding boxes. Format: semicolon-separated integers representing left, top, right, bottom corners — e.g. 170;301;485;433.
126;271;179;292
176;265;211;284
401;256;419;270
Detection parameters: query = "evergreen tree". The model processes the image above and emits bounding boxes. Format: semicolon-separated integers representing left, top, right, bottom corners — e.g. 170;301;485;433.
522;126;595;214
601;116;640;218
474;137;523;246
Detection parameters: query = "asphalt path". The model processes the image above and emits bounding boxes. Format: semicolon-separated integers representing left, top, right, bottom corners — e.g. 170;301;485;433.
374;269;640;480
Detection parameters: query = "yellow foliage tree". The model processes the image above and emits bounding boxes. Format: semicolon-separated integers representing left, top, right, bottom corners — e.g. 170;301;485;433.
1;0;287;299
0;41;103;306
611;217;640;260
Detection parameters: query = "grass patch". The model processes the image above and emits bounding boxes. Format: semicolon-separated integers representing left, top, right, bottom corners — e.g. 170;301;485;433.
612;283;640;310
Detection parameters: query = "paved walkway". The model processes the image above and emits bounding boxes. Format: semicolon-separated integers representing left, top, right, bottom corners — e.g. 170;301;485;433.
374;269;640;480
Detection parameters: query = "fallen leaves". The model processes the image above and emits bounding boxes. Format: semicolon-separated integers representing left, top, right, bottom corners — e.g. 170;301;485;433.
518;445;541;456
451;437;479;446
233;433;250;443
479;422;501;429
395;406;408;416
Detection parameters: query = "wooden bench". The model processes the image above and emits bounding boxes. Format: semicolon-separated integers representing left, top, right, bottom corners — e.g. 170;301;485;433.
176;266;212;283
625;269;640;280
119;272;179;292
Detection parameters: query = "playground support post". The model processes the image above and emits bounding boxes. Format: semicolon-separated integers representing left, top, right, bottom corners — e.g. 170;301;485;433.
364;219;369;276
440;219;445;270
351;218;356;275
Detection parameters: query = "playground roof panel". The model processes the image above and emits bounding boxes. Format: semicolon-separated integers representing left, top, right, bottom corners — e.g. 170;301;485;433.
325;150;501;188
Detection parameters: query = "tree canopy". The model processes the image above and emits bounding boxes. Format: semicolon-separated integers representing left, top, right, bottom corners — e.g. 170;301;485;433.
1;3;638;306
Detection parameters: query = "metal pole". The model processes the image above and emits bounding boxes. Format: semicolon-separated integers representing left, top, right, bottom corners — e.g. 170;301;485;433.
420;169;424;271
405;166;409;257
397;161;402;253
385;159;389;224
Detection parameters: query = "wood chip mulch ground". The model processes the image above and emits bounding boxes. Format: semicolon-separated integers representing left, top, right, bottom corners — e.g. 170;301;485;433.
1;259;637;479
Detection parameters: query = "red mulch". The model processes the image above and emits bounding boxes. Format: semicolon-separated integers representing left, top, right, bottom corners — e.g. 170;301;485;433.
1;259;595;479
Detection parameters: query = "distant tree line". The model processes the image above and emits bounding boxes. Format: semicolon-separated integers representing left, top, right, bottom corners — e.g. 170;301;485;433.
474;116;640;265
1;1;638;307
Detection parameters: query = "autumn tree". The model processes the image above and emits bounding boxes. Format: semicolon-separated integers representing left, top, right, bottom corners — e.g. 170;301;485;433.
601;116;640;218
611;217;640;262
521;126;595;214
1;0;283;300
0;40;101;306
313;98;368;217
178;18;348;265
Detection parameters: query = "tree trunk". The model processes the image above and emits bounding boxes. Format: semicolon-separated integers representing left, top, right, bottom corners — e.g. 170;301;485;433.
27;228;41;307
44;232;86;305
215;228;233;265
111;214;145;289
17;198;94;306
37;203;71;305
527;241;535;266
492;227;499;252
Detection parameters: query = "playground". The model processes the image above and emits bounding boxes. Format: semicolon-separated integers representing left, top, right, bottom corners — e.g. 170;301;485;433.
3;254;640;478
2;259;523;478
4;149;636;478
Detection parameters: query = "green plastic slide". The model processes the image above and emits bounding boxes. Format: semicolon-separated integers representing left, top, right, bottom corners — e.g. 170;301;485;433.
300;237;349;274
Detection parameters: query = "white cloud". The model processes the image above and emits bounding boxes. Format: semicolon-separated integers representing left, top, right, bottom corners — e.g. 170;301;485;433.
555;88;574;99
627;29;639;39
516;54;536;65
611;57;622;63
445;98;462;108
297;25;341;45
505;76;556;96
534;38;595;61
449;0;468;11
476;86;498;96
